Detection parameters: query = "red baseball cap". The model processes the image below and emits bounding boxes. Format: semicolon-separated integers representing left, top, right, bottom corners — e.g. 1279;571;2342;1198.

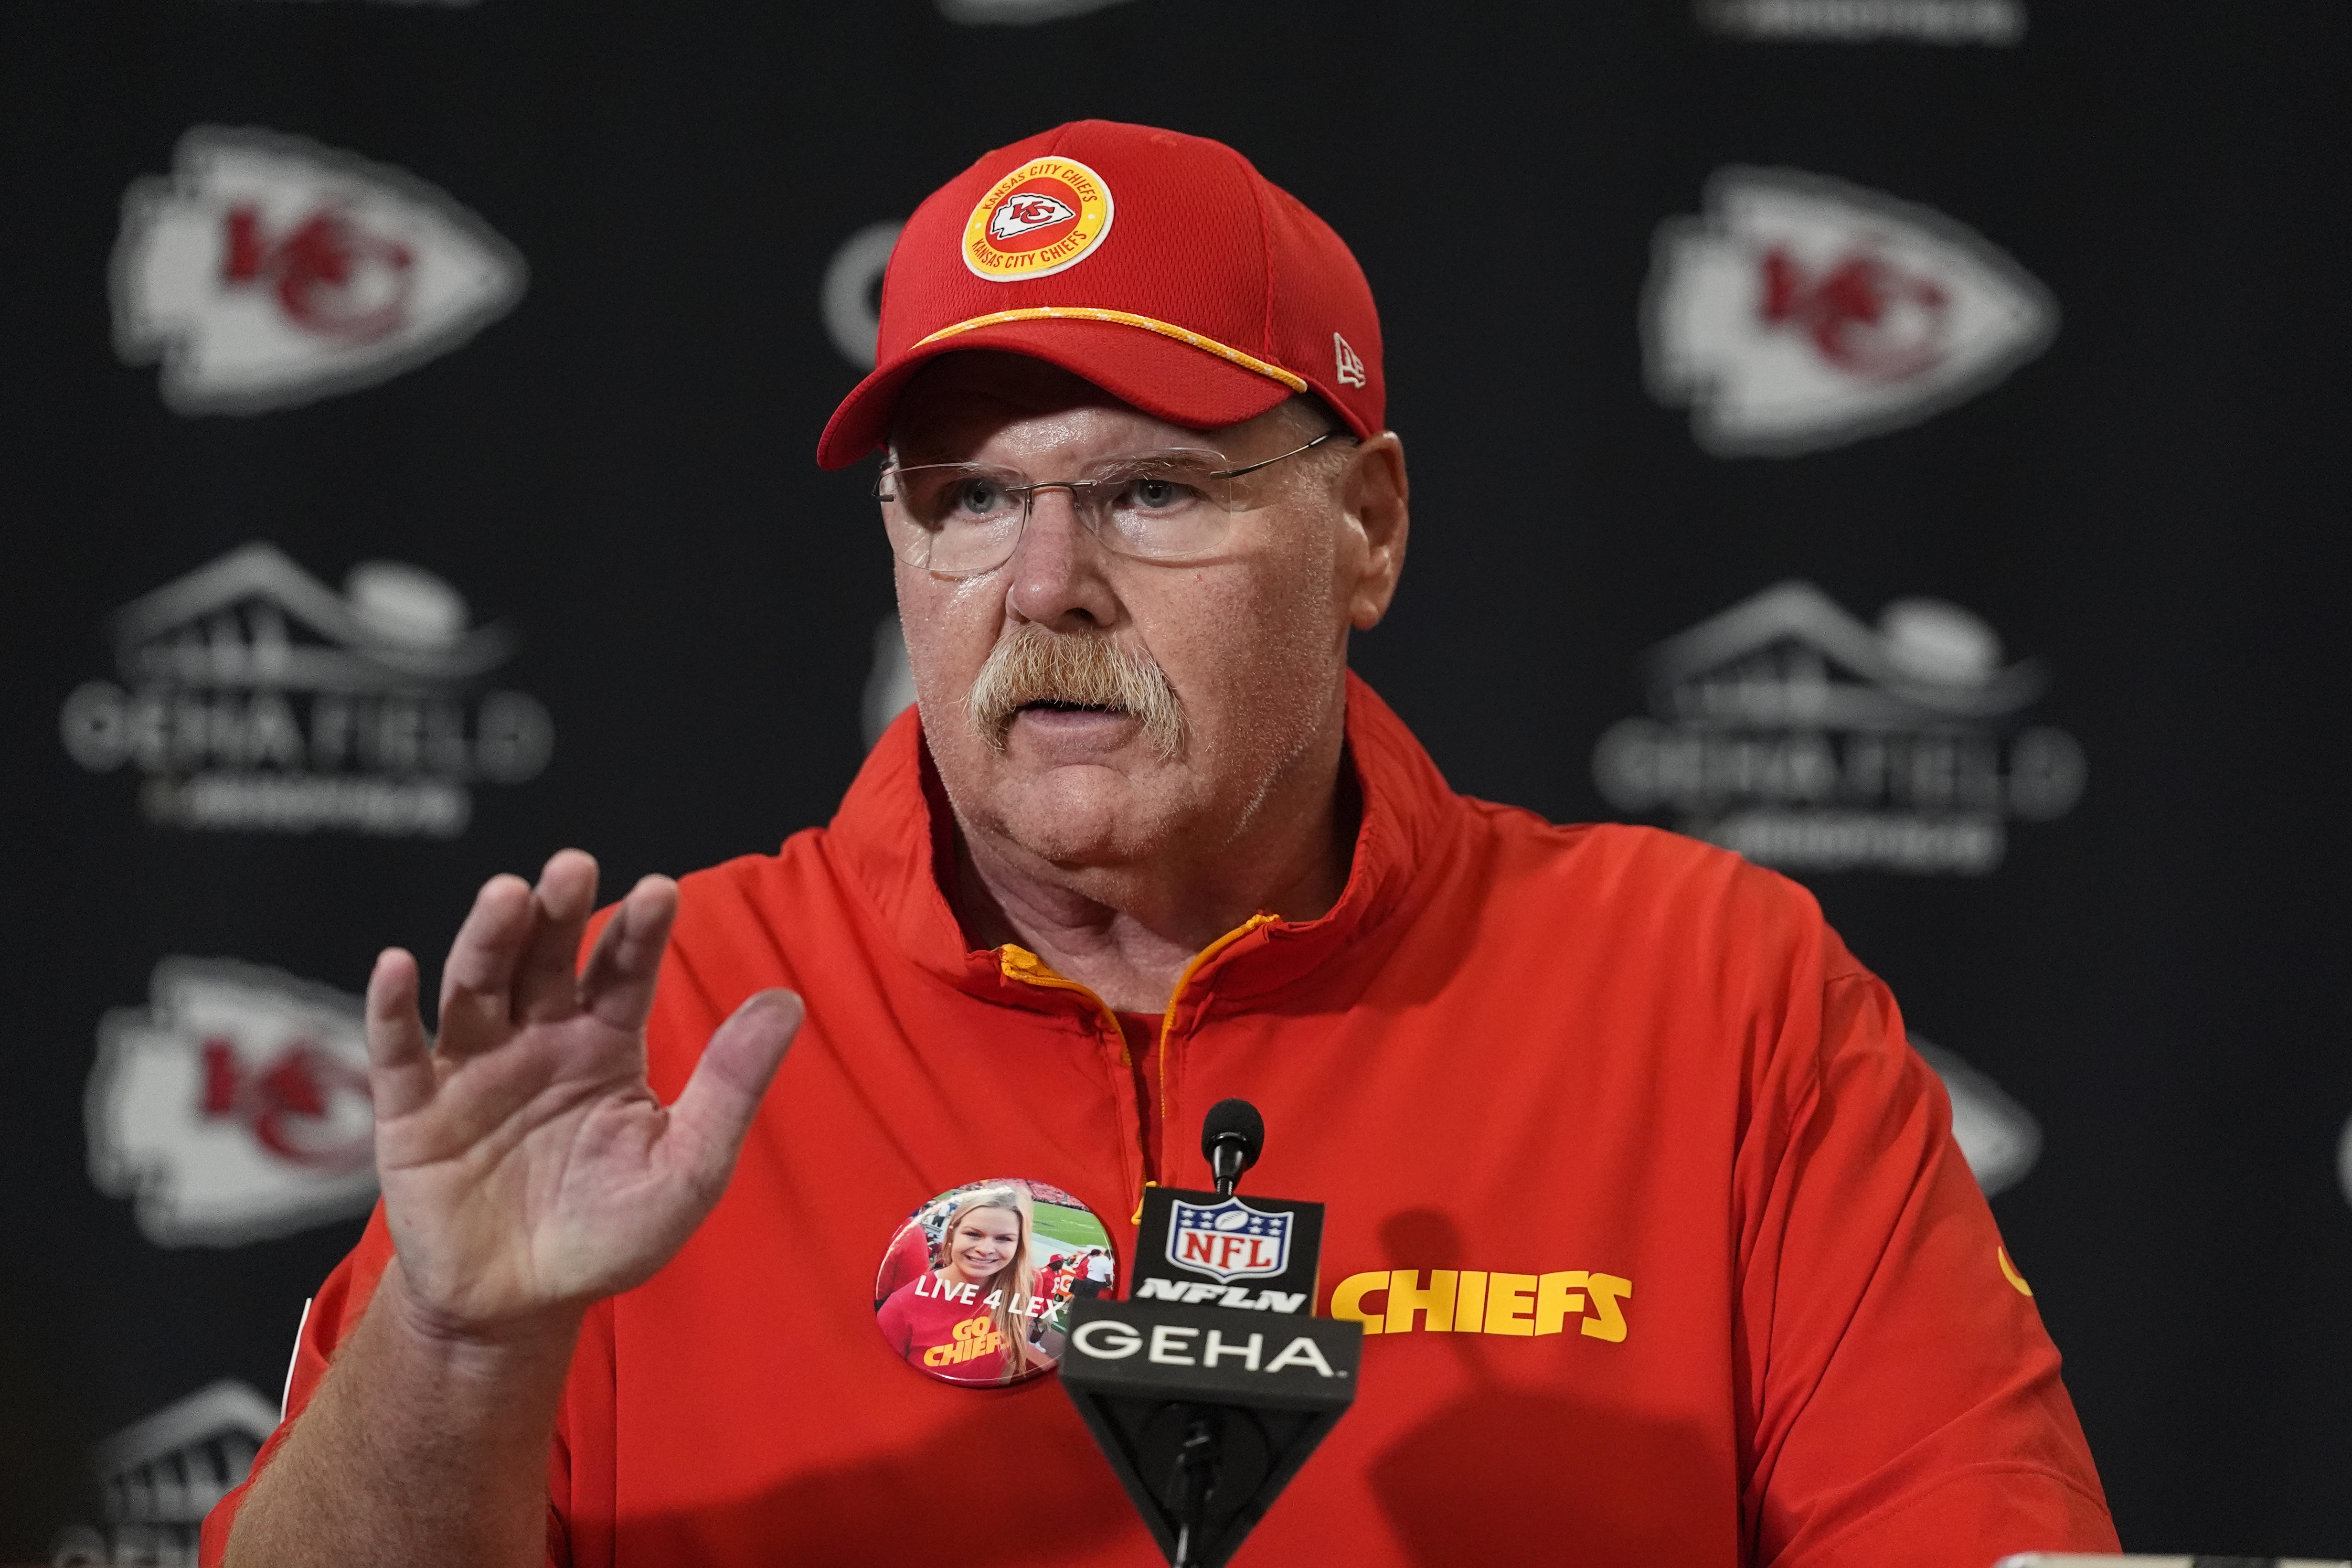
816;120;1384;469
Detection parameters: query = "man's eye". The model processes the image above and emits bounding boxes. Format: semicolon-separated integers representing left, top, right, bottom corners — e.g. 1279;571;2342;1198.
1122;477;1197;511
952;479;1008;515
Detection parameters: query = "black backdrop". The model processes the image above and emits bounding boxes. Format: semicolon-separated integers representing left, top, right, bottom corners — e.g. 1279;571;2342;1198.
4;0;2348;1560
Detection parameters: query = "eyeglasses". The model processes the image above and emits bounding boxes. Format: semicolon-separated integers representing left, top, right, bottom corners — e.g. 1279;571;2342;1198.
875;429;1354;578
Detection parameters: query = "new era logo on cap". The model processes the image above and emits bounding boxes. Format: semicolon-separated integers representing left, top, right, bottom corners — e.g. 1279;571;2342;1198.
818;121;1384;469
1334;332;1366;388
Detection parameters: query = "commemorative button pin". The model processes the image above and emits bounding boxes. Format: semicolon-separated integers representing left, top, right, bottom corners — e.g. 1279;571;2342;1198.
873;1177;1118;1387
962;156;1114;281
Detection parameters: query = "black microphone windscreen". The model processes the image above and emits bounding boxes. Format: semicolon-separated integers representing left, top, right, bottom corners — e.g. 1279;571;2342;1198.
1201;1098;1265;1170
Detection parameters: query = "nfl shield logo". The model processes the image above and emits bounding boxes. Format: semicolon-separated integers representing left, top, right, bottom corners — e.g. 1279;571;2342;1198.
1165;1196;1292;1284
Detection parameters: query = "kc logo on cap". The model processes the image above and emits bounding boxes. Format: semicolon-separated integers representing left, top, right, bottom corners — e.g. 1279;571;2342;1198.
963;156;1114;281
816;121;1384;471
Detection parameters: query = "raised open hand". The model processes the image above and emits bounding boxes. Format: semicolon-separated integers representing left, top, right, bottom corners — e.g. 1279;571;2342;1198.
364;849;800;1338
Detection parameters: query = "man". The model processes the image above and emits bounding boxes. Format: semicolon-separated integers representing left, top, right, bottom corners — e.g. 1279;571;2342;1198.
1073;1246;1112;1300
206;120;2117;1566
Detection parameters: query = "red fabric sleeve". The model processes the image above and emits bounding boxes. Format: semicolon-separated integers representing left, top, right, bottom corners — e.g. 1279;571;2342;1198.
1738;950;2118;1565
198;1201;396;1566
195;1205;589;1568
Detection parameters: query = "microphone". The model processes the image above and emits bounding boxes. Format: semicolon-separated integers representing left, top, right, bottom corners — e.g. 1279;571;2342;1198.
1202;1098;1262;1197
1061;1100;1361;1568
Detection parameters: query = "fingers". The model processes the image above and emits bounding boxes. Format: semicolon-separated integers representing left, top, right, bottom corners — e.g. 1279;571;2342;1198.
664;990;802;1189
578;875;679;1034
364;948;438;1120
434;873;536;1060
512;850;601;1024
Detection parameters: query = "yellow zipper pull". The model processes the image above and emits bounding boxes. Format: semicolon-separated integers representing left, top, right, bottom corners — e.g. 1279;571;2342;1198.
1131;1179;1158;1226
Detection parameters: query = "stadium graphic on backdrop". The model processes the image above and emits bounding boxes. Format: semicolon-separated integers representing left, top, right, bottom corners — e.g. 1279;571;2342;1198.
1591;580;2085;876
112;126;524;414
58;541;554;837
1645;167;2056;456
87;958;379;1248
51;1379;281;1567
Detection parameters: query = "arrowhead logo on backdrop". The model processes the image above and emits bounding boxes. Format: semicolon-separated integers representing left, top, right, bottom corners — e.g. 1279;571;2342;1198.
1911;1034;2042;1196
1644;168;2056;456
111;127;526;415
88;958;379;1247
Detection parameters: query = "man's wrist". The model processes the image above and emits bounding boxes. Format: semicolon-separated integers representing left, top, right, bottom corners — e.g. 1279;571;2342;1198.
375;1260;587;1381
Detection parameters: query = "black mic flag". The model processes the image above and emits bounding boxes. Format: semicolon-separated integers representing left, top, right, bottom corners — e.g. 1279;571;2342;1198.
1060;1101;1362;1568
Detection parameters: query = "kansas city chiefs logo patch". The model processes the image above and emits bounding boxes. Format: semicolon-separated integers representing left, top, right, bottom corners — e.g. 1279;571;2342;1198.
988;192;1078;241
111;126;527;415
1644;168;2056;456
963;155;1113;281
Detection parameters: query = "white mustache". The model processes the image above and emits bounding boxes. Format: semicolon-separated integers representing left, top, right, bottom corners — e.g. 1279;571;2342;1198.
963;625;1188;761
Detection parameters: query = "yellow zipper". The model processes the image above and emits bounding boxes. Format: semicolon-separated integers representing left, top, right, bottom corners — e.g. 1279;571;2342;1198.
998;945;1137;1216
1152;914;1278;1172
998;944;1123;1050
996;912;1277;1219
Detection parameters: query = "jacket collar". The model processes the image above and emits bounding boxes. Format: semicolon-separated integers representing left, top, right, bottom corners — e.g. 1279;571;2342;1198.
825;671;1465;1012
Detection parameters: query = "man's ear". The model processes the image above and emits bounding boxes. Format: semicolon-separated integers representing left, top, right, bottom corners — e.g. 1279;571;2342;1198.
1341;432;1409;630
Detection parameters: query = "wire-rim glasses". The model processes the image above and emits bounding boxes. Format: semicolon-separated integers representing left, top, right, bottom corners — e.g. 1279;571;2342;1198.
876;428;1354;579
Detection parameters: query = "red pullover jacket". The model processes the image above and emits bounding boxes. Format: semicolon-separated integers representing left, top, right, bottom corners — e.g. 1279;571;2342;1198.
205;676;2117;1567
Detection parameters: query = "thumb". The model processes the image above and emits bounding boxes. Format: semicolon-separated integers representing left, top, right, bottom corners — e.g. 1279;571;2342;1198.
664;989;803;1184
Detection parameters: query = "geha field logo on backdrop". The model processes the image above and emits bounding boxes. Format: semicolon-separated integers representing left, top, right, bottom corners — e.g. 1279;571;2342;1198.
87;959;378;1248
1592;581;2085;875
50;1379;281;1568
1696;0;2023;45
59;542;553;837
112;126;525;415
1645;169;2055;456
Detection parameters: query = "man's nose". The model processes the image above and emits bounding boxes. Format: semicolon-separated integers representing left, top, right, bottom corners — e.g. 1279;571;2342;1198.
1004;486;1120;629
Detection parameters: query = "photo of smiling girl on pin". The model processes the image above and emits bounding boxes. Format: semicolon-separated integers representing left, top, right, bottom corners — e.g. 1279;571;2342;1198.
873;1178;1115;1387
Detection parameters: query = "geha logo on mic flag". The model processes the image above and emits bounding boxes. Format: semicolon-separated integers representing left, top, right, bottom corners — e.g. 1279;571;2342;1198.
111;126;526;414
1167;1195;1293;1285
1645;167;2056;456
